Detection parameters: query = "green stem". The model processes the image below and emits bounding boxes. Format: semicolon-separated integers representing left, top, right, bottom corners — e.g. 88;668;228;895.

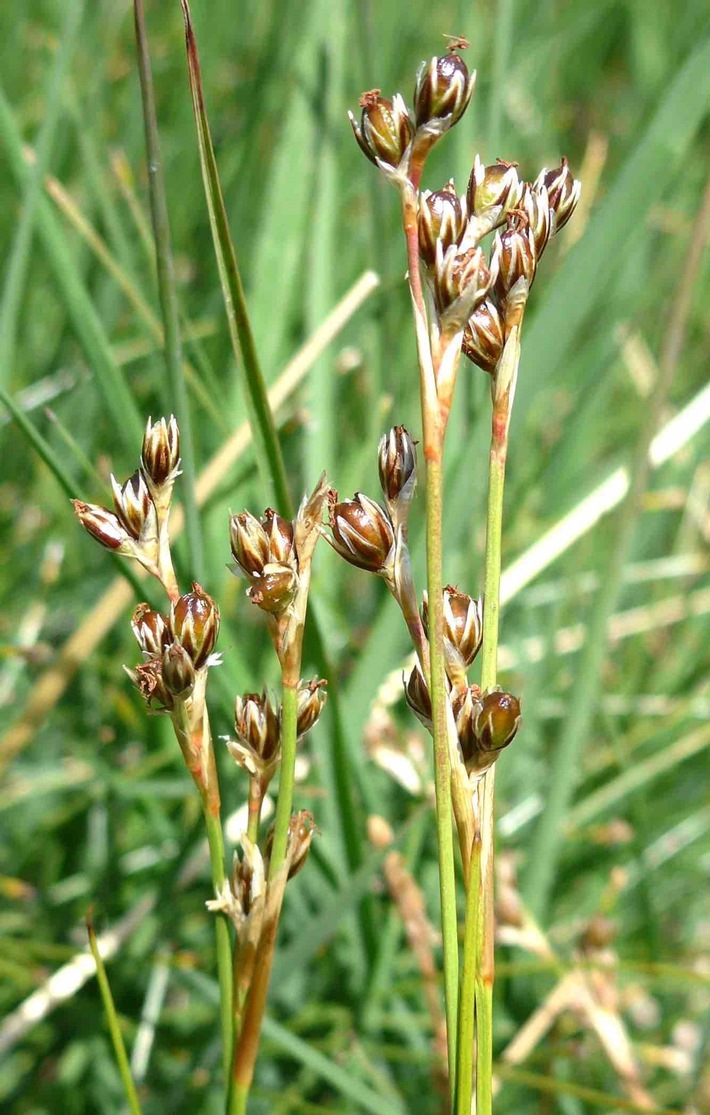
268;679;299;879
425;449;460;1094
230;1084;248;1115
469;325;522;1115
455;832;481;1115
133;0;203;581
401;179;459;1097
203;804;235;1085
172;699;234;1090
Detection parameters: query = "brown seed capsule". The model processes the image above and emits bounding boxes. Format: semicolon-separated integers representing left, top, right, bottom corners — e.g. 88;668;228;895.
296;678;328;738
111;470;157;542
378;425;417;508
348;90;414;170
533;157;581;232
492;218;536;299
404;662;432;729
474;689;521;752
434;244;495;316
230;510;270;577
72;500;132;552
248;563;298;615
170;583;220;668
161;641;196;697
141;415;181;488
234;691;281;766
421;587;483;684
467;156;523;221
131;603;171;657
462;299;505;373
328;491;395;574
442;587;483;668
413;50;475;130
262;508;295;566
418;184;466;269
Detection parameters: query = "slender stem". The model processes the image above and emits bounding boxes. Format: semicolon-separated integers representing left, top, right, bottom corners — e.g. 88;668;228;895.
268;678;299;879
424;449;460;1094
455;832;481;1115
203;804;235;1085
469;323;523;1115
171;700;234;1086
133;0;203;580
401;181;459;1096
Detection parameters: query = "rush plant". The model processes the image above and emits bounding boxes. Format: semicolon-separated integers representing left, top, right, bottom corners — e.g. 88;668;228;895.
344;37;580;1113
72;23;579;1115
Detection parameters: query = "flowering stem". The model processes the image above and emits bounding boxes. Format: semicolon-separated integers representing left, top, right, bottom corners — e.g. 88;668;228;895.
455;831;481;1115
402;182;459;1096
424;446;460;1093
203;803;235;1086
172;701;234;1087
268;677;299;879
470;324;522;1115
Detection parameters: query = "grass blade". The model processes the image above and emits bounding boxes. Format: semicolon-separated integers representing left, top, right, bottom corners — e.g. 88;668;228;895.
516;33;710;424
261;1016;406;1115
86;910;143;1115
0;0;85;387
133;0;203;580
0;86;144;448
179;0;291;515
524;168;710;920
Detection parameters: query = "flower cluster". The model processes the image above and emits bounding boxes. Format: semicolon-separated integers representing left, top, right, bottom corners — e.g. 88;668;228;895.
229;479;327;641
409;587;520;777
73;416;180;581
349;39;476;183
327;425;416;587
226;679;327;788
127;584;220;712
350;43;581;367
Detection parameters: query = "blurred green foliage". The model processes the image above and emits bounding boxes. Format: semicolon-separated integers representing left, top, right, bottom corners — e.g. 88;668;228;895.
1;0;709;1112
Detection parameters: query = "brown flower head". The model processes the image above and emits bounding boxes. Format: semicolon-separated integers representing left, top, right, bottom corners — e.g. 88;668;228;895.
170;583;220;668
327;491;395;575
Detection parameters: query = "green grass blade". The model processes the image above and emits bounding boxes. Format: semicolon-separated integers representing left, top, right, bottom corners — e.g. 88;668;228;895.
86;911;143;1115
516;33;710;423
304;0;344;482
133;0;203;580
0;0;85;387
523;166;710;921
261;1016;406;1115
0;385;144;599
0;87;144;449
179;0;291;515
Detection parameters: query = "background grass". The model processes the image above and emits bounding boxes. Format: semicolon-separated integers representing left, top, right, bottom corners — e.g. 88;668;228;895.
1;1;710;1112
